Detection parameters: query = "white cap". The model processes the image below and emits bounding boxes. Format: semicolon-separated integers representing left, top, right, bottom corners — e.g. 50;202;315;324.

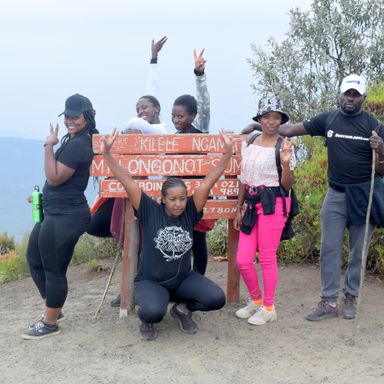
340;74;366;95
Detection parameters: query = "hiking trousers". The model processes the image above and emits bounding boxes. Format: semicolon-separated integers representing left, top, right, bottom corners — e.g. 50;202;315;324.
320;188;374;300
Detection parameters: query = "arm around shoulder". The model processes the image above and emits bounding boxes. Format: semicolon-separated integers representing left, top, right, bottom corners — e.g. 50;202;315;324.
278;123;307;137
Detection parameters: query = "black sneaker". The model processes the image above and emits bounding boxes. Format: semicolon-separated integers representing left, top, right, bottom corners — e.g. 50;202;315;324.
28;311;64;330
170;303;198;334
343;293;357;320
306;300;339;321
139;322;157;341
22;320;60;340
110;294;121;307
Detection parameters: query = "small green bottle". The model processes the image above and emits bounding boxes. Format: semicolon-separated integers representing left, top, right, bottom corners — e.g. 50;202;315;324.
31;185;43;223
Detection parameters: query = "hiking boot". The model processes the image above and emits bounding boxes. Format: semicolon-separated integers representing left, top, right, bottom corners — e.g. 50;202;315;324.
343;293;357;320
110;294;121;307
170;303;198;334
248;306;277;325
22;320;60;340
28;311;64;330
235;301;261;319
306;300;339;321
139;322;157;341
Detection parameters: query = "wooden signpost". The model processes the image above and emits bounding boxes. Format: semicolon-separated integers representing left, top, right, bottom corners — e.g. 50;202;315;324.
90;134;243;316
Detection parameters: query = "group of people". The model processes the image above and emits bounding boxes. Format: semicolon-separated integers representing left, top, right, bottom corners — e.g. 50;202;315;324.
22;36;384;342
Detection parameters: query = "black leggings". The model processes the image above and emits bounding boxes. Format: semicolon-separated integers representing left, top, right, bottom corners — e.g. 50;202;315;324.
27;210;90;308
134;272;226;324
86;198;114;237
192;230;208;275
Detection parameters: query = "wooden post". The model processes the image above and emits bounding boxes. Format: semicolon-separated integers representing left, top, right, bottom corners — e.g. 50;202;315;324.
119;199;139;317
226;219;240;302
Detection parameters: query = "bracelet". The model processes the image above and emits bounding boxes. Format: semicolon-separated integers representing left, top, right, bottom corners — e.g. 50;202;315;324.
377;159;384;164
43;143;53;147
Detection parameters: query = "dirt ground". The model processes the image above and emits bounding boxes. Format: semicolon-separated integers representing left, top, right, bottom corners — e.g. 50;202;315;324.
1;259;384;384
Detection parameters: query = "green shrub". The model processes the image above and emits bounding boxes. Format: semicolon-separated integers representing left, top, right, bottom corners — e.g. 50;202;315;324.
0;232;16;254
207;220;228;257
72;234;118;265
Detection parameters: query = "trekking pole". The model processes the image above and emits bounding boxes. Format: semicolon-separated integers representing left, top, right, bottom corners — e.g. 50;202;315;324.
352;149;375;345
94;202;125;321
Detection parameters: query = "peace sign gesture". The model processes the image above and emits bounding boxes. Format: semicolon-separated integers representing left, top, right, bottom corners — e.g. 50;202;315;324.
193;48;206;74
46;123;59;146
100;128;119;155
280;137;293;168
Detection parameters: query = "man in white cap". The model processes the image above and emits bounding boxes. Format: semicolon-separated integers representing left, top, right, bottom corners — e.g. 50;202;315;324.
242;74;384;321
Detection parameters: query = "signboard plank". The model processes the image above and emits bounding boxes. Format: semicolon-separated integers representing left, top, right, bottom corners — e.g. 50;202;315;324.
99;178;240;197
91;154;241;177
92;134;242;154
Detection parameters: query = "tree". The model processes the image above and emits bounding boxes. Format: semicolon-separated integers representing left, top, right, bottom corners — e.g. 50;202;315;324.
248;0;384;122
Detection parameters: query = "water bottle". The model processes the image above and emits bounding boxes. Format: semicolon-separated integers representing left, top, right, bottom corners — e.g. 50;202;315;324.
31;185;43;223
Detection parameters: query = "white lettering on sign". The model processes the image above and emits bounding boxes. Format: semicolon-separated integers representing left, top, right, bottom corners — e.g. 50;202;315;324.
137;137;180;152
192;136;224;152
124;158;205;175
92;155;241;176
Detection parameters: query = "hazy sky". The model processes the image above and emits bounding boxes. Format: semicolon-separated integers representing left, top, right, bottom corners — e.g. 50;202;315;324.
0;0;311;140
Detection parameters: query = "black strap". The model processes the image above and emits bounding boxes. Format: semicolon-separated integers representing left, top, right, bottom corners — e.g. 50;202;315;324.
247;131;261;146
248;133;288;216
275;136;288;217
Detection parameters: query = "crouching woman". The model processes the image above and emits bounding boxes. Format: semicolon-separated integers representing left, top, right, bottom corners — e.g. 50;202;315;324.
101;128;233;340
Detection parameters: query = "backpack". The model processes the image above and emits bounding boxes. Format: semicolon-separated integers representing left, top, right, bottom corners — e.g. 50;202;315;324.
246;133;299;240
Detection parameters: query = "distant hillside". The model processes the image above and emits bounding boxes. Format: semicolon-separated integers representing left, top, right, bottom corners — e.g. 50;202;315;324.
0;137;98;241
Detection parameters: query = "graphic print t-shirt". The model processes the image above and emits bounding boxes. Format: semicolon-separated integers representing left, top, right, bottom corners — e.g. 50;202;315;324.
135;193;203;288
304;110;384;184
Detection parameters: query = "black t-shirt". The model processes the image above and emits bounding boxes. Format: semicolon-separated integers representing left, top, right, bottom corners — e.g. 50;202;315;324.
135;192;203;288
303;109;384;184
43;132;93;214
176;124;202;134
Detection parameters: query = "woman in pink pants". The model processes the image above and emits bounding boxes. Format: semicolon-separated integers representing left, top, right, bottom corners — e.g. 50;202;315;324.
234;95;295;325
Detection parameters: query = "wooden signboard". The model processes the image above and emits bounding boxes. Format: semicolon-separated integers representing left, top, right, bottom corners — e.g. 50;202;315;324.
90;133;242;308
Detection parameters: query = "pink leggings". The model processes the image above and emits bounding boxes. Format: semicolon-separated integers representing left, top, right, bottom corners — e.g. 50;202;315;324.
236;197;290;307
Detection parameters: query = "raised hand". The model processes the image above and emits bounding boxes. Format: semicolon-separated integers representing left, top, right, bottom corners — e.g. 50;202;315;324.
151;36;168;59
280;137;293;168
46;123;59;146
219;128;234;155
193;48;206;74
100;128;119;155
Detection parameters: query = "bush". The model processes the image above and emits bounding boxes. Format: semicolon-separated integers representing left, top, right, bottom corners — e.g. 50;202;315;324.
72;234;118;265
0;232;15;255
0;250;29;283
207;220;228;257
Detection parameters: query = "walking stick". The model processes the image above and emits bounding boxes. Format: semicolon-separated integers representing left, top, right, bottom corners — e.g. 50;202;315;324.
352;149;376;344
93;200;125;321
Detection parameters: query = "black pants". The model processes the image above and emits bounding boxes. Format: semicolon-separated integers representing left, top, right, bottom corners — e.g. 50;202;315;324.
192;230;208;275
86;198;114;237
134;272;226;324
27;209;90;308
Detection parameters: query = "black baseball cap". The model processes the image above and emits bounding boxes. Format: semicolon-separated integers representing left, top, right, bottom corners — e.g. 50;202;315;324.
59;93;94;117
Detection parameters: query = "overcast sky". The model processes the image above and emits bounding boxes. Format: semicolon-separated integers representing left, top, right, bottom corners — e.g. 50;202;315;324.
0;0;311;140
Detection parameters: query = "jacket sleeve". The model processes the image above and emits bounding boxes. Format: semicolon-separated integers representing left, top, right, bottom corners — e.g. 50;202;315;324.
194;73;210;133
145;62;159;97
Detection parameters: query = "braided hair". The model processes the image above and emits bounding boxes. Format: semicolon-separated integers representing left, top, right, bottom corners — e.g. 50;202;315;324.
161;177;187;203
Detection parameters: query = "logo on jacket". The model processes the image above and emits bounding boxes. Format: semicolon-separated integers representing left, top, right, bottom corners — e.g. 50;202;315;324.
155;226;193;261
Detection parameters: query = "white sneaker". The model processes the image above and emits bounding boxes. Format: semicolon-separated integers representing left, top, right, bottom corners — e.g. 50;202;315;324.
235;301;261;319
247;307;277;325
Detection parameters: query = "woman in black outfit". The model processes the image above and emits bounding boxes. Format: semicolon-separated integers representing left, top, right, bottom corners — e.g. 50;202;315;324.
22;94;98;340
